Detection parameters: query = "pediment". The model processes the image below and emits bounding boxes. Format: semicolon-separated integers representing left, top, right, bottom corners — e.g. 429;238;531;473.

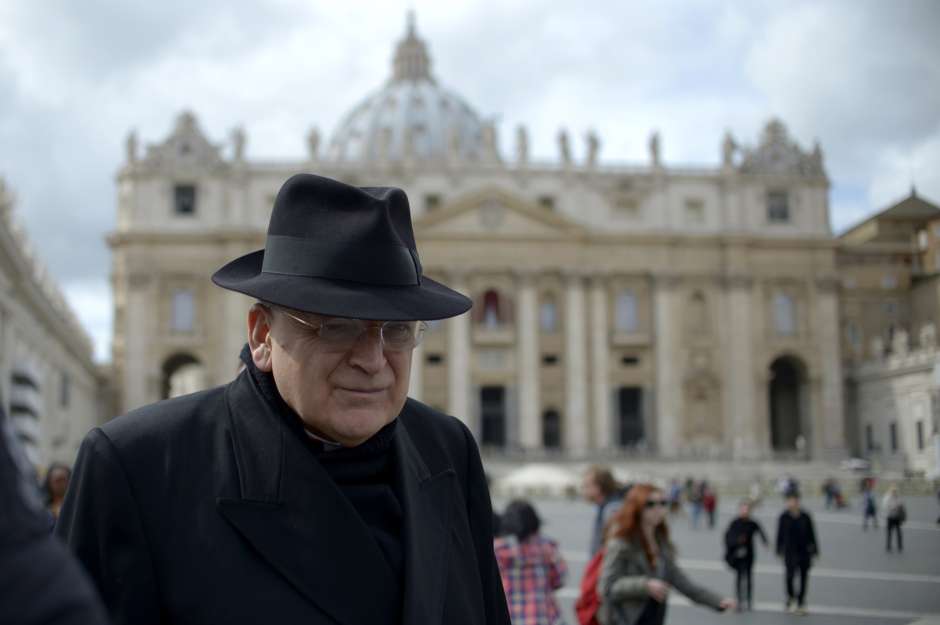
414;188;582;239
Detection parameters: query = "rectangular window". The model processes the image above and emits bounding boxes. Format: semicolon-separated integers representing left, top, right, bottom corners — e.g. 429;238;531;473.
916;420;925;451
881;275;898;290
174;185;197;215
774;293;796;336
889;422;898;452
542;410;562;449
865;423;874;452
767;190;790;223
615;290;638;332
424;194;441;212
171;289;195;332
684;198;705;224
614;197;640;218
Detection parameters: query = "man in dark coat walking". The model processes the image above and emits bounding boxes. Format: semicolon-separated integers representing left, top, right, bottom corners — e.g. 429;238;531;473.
56;174;511;625
775;492;818;616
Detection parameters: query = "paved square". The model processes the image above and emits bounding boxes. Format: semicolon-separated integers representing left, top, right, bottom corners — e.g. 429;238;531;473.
493;495;940;624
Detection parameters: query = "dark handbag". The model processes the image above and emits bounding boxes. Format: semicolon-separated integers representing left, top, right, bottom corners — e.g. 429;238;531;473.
896;504;907;524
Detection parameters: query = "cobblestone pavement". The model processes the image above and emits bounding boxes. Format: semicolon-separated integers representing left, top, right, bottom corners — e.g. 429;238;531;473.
492;495;940;625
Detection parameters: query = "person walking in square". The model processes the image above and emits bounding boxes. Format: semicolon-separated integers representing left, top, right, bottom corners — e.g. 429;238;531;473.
582;465;627;556
598;483;734;625
688;481;704;529
882;485;905;553
861;478;878;530
776;492;818;615
723;499;768;611
494;500;567;625
701;482;717;529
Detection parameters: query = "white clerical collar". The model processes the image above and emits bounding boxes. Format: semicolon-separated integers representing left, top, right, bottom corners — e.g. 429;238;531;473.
305;429;344;452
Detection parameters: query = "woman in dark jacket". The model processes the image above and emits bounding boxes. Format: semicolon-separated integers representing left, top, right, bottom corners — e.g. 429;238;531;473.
723;499;768;611
598;484;734;625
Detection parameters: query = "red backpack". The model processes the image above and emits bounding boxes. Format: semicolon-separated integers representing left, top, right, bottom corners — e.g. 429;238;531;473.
575;549;604;625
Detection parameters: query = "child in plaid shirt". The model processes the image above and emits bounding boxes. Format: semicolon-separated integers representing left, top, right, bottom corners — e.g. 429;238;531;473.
494;500;568;625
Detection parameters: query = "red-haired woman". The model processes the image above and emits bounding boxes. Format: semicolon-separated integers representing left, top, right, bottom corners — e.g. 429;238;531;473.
597;484;735;625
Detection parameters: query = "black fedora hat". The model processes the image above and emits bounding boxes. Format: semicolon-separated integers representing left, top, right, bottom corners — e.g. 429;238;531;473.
212;173;471;320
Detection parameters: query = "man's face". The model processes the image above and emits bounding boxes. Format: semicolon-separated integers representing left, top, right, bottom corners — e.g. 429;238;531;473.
786;496;801;514
249;305;413;447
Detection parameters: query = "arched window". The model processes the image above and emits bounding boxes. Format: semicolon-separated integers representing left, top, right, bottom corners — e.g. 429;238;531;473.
615;290;638;332
482;289;501;329
539;296;558;333
773;293;795;336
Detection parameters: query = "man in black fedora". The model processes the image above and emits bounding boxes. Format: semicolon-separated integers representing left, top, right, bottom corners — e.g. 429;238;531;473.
57;174;511;625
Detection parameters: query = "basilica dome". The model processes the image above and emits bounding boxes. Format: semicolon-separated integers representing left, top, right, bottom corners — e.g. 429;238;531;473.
326;16;489;163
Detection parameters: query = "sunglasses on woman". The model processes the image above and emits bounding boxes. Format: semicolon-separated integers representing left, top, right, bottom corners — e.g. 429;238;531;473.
645;500;668;508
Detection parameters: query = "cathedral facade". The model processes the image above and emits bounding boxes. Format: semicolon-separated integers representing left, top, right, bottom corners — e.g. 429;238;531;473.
110;20;846;461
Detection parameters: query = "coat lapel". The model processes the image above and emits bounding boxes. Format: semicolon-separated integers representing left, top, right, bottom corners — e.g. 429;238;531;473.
394;412;455;625
216;373;399;625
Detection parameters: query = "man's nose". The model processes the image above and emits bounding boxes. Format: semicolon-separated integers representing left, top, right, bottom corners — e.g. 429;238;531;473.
347;326;387;372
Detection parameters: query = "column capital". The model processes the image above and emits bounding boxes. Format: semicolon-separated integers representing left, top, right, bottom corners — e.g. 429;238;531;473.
653;272;682;289
512;267;540;283
562;268;591;283
721;274;753;290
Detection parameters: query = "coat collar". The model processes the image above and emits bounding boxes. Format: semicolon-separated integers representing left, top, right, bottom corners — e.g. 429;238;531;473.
216;372;454;625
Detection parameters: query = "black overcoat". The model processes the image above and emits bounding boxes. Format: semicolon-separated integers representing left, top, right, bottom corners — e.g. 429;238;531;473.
55;370;511;625
775;510;818;565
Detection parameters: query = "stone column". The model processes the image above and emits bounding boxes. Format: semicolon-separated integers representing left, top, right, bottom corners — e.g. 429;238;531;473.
724;276;759;458
565;272;589;453
447;271;472;430
516;271;540;449
590;276;611;450
815;277;846;459
123;272;153;412
653;274;680;456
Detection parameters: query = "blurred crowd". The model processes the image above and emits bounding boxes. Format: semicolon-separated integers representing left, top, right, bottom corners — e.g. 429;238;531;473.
491;466;927;625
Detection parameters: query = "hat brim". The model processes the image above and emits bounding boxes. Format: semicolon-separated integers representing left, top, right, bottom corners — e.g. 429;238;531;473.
212;250;472;321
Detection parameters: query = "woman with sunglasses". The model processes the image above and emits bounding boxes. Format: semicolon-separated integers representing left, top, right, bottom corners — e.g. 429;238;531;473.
598;483;735;625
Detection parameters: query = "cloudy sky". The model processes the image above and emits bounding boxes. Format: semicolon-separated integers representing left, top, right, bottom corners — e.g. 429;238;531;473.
1;0;938;361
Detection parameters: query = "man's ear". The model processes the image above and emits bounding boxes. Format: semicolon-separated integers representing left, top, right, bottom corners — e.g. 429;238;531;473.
247;303;274;372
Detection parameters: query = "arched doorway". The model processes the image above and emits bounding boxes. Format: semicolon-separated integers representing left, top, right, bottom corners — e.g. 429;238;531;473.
768;356;808;453
162;353;207;399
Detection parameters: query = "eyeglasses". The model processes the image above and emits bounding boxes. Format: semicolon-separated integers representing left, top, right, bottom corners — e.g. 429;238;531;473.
274;307;427;352
644;500;668;508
